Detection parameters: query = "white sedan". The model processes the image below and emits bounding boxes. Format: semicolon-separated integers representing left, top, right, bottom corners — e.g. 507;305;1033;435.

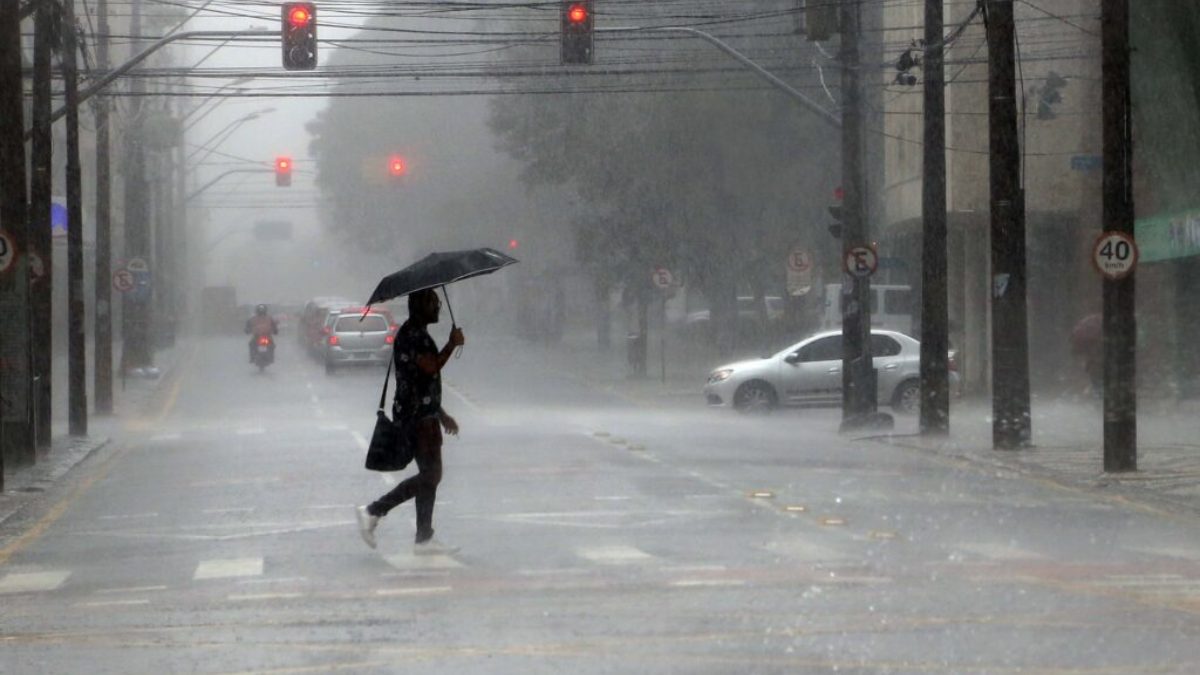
703;329;939;414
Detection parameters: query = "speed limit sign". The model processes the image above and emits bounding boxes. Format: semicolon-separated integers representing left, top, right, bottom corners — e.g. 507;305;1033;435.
0;230;15;275
1092;231;1138;280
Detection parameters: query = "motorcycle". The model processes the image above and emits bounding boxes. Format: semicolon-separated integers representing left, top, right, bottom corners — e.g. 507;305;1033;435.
253;335;275;372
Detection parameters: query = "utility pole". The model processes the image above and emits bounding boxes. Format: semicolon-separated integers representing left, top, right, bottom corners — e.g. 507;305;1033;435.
94;0;113;414
31;0;54;448
0;0;34;474
984;0;1031;449
122;0;153;373
838;0;877;429
62;0;87;435
919;0;950;434
1101;0;1136;471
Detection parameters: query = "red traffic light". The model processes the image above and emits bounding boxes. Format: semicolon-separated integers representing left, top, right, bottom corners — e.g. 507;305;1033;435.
507;239;519;250
566;3;587;24
833;185;844;201
288;5;312;27
388;155;406;177
275;156;292;186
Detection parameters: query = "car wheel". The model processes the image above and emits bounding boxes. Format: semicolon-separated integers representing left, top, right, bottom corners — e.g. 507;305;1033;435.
733;381;777;414
892;379;920;414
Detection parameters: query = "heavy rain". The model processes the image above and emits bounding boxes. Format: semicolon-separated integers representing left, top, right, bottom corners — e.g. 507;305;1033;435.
1;0;1199;672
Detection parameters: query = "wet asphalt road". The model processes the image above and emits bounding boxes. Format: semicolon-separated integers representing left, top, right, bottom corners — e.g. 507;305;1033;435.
2;334;1199;673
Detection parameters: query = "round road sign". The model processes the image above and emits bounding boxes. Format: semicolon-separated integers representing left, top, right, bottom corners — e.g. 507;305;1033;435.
843;245;878;278
113;268;135;293
652;267;673;289
1092;231;1138;280
0;230;15;275
787;248;813;273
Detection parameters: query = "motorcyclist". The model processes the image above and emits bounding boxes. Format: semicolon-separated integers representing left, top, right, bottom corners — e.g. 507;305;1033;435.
245;304;279;362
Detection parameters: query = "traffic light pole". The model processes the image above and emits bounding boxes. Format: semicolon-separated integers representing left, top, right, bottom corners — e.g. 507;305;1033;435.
837;0;877;427
1100;0;1136;472
30;0;54;447
26;29;275;137
93;0;114;414
0;0;33;476
596;26;841;130
919;0;950;434
985;0;1032;449
62;0;87;436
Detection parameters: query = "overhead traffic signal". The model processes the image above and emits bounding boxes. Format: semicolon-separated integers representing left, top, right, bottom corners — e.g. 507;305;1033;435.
388;155;406;178
281;2;317;71
561;1;593;65
275;156;293;186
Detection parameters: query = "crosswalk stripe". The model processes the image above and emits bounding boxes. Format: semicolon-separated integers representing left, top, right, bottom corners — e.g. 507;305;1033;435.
194;557;264;580
576;545;654;565
0;570;71;594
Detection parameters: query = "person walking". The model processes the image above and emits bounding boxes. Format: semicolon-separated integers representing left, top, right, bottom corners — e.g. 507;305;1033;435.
356;288;464;553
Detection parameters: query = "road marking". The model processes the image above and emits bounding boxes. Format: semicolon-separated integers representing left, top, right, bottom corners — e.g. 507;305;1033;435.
593;495;632;501
0;570;72;594
235;428;265;436
957;543;1045;561
669;578;746;588
375;586;452;596
98;512;159;521
384;553;464;570
77;599;150;608
577;545;654;565
228;592;304;601
95;585;167;594
202;507;256;515
149;433;182;442
237;576;308;585
350;431;368;451
194;557;263;580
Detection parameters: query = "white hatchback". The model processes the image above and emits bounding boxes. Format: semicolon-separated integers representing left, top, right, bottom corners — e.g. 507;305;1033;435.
703;329;929;414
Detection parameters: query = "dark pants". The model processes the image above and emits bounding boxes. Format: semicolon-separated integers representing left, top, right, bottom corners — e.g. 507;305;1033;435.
368;418;443;542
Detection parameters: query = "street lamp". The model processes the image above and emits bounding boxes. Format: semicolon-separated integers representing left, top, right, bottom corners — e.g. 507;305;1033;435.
185;108;274;164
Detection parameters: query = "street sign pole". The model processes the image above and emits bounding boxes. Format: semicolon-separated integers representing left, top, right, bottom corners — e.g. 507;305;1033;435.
1101;0;1136;472
838;0;877;430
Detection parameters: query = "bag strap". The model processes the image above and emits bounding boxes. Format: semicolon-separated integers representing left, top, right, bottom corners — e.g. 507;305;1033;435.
378;357;392;412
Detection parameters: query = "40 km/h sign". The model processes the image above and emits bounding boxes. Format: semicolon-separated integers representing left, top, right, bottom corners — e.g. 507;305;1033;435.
1093;231;1138;280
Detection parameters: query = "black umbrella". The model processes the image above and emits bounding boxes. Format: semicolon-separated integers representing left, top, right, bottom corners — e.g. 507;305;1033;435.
364;247;519;325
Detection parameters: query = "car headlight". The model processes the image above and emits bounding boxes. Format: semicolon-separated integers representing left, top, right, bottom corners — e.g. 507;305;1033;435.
707;368;734;384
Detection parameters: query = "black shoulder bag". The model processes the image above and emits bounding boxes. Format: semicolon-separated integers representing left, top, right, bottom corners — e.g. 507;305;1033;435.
364;358;416;472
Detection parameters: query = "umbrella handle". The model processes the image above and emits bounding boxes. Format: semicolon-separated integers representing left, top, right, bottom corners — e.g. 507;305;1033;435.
441;286;464;358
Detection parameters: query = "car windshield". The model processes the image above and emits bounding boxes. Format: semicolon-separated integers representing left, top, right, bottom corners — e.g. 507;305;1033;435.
335;315;388;332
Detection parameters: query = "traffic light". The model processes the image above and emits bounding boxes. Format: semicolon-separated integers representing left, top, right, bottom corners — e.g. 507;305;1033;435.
281;2;317;71
561;1;593;65
388;155;406;178
275;156;292;187
507;238;519;251
827;185;843;238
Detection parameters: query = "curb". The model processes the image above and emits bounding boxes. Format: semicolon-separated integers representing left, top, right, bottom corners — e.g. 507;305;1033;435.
874;434;1200;522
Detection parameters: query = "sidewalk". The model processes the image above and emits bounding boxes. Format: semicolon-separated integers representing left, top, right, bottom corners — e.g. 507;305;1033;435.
881;397;1200;519
532;328;1200;518
0;341;186;527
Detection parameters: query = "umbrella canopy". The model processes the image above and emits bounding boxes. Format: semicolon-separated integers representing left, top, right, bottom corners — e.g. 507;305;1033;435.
365;247;519;308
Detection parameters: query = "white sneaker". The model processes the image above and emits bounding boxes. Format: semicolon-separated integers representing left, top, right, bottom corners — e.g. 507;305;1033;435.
355;505;379;550
413;538;458;556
